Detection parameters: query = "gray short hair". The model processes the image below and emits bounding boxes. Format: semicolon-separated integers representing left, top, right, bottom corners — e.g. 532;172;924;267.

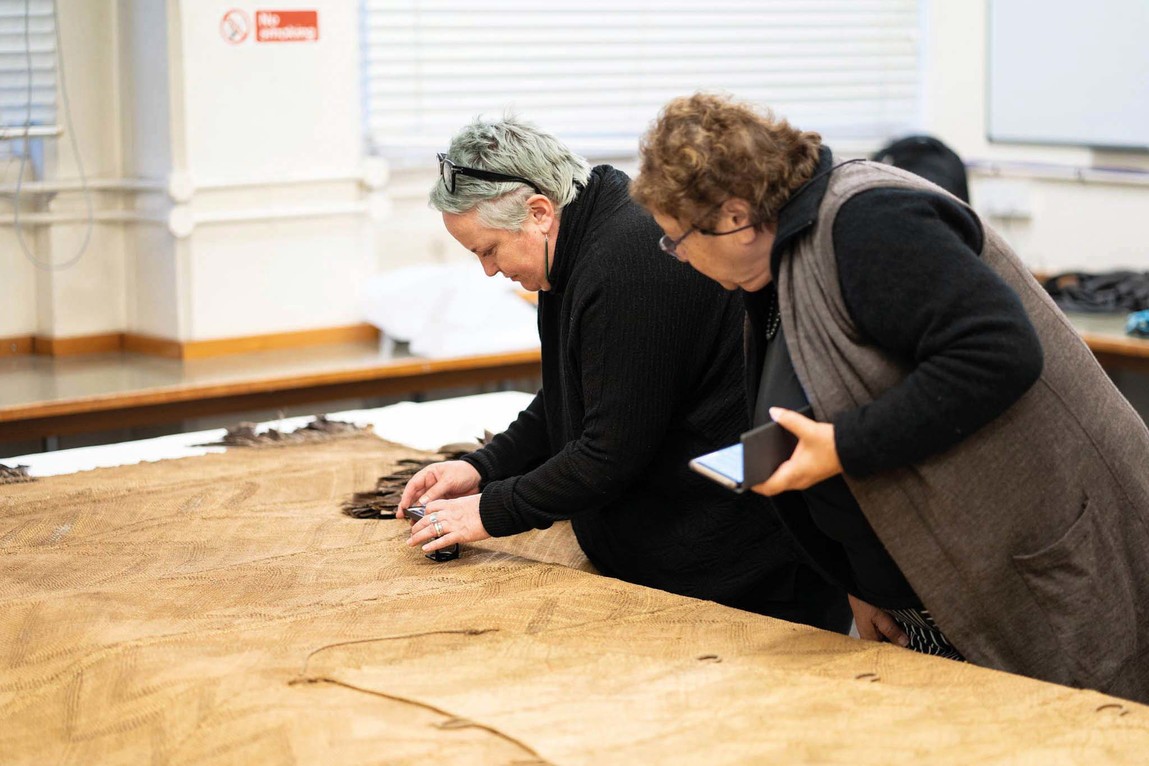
429;115;591;231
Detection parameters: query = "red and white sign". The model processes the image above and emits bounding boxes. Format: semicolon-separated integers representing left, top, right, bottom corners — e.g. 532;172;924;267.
220;9;250;44
255;10;319;42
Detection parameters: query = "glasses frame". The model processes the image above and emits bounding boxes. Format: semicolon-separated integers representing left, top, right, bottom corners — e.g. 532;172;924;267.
659;225;700;260
658;203;756;261
437;153;542;195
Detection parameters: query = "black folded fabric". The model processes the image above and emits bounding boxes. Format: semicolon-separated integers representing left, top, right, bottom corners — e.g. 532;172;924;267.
1043;271;1149;313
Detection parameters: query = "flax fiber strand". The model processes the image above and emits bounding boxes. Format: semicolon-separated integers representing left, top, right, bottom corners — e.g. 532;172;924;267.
0;434;1146;765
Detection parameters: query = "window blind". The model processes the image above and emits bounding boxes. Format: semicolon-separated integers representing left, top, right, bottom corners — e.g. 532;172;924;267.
0;0;58;142
361;0;922;164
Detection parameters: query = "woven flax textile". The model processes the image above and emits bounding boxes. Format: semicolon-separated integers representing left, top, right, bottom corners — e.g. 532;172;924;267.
1;435;1146;764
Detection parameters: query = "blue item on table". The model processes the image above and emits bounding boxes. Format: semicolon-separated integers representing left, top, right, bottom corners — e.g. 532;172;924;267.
1126;309;1149;338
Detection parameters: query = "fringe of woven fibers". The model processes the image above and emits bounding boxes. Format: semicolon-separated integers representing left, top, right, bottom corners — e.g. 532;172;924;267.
341;433;492;519
201;415;373;448
0;463;34;484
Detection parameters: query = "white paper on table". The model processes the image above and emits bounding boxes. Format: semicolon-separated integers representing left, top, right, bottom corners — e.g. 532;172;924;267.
360;264;539;358
332;390;534;452
9;392;537;477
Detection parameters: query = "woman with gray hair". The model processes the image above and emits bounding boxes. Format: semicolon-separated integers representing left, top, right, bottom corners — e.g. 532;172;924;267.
398;115;850;631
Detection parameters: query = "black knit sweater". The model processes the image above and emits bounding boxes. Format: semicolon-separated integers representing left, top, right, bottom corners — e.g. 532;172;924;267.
762;147;1042;477
462;166;816;608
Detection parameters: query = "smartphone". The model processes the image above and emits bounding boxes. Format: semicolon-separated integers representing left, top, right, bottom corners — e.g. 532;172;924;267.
398;504;459;562
689;406;812;492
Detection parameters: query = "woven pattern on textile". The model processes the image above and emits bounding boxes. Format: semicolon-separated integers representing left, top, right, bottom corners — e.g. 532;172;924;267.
1;435;1146;765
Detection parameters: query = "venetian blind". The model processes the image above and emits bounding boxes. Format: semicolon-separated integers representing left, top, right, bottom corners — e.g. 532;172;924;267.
362;0;922;164
0;0;58;144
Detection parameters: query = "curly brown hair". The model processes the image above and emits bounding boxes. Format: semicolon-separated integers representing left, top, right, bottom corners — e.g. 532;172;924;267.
631;93;822;229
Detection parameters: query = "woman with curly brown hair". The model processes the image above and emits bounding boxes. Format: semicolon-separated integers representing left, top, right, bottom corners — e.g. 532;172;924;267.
631;92;1149;703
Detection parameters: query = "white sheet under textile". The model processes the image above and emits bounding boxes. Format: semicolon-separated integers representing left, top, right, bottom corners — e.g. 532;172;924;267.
10;391;535;478
360;264;540;358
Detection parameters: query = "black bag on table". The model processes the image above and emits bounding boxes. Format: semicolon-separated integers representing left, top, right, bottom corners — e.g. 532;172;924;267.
1043;271;1149;313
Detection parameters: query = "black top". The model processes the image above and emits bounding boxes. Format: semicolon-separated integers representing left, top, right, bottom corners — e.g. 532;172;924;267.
747;147;1043;608
462;166;817;610
748;291;918;606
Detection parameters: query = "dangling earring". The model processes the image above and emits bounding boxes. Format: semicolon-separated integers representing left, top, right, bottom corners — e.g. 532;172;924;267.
543;234;551;284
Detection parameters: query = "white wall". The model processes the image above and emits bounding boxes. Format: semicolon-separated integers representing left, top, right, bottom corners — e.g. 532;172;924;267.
43;2;127;339
923;0;1149;274
120;0;180;340
1;0;376;344
0;207;39;338
0;1;127;339
171;0;373;340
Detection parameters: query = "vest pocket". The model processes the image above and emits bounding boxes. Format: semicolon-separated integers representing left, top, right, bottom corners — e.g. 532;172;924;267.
1011;495;1135;687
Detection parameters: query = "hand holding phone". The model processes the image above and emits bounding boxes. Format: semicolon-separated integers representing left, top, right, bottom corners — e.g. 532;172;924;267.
689;405;812;492
399;504;460;562
752;406;845;496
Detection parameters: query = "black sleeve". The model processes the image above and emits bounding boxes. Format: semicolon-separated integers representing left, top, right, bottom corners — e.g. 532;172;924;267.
478;258;726;537
460;392;550;482
830;188;1043;476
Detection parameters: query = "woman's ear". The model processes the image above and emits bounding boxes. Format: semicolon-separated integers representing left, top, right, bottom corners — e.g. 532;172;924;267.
527;194;555;231
721;198;754;228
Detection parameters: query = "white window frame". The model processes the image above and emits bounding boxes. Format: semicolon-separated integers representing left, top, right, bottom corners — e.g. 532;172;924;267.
0;0;58;140
361;0;924;166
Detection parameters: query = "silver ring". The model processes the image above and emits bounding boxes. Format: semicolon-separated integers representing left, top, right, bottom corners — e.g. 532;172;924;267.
428;512;439;525
433;520;444;537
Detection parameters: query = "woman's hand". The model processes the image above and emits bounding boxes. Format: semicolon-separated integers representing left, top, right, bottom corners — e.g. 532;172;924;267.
848;594;909;647
751;406;844;496
397;460;482;518
407;494;491;553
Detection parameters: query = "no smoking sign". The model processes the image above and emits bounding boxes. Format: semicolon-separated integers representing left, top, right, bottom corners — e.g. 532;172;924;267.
221;9;319;44
220;9;250;44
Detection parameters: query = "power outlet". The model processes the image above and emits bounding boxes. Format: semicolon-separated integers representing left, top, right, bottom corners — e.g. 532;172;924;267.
973;178;1033;220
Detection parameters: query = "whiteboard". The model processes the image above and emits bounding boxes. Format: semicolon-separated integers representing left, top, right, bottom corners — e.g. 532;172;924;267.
987;1;1149;151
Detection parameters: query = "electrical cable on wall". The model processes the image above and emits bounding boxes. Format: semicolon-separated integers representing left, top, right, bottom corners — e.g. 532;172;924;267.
12;0;93;271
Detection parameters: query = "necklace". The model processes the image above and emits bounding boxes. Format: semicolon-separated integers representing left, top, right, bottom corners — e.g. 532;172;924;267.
764;285;782;341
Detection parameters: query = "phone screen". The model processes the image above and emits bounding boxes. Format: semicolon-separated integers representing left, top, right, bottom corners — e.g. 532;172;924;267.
689;443;745;491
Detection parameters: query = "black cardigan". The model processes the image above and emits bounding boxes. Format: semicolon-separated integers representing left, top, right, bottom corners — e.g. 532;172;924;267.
462;166;820;610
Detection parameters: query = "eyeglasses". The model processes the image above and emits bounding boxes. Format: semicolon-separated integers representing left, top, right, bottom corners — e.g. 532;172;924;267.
658;221;756;261
437;153;542;195
659;226;700;260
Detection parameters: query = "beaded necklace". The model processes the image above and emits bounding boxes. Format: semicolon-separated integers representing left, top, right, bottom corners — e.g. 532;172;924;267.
764;286;782;341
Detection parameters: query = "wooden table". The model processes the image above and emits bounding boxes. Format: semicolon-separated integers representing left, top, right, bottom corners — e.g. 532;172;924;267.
0;342;541;444
1066;312;1149;373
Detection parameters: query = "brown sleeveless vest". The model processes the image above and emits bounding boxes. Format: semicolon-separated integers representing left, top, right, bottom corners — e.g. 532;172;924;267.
778;160;1149;702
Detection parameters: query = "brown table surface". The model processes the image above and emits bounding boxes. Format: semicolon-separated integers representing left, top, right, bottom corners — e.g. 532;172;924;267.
0;341;541;443
1066;312;1149;365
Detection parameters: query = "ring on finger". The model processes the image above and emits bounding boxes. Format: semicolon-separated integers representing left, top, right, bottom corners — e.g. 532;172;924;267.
428;512;439;525
433;520;444;537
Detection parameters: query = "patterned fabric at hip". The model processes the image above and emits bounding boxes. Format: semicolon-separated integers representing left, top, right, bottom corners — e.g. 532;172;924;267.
884;607;966;662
